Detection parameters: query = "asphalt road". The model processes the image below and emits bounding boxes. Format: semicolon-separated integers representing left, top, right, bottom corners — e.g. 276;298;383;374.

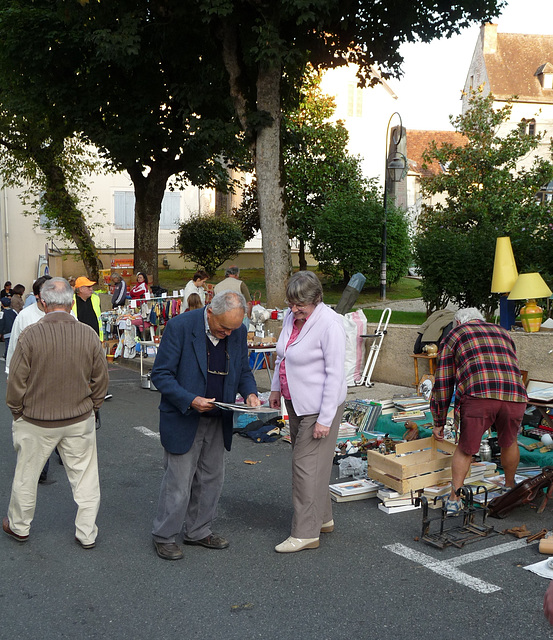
1;362;553;639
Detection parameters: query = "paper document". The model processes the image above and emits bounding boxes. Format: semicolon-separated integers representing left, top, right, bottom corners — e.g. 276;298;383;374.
209;401;277;414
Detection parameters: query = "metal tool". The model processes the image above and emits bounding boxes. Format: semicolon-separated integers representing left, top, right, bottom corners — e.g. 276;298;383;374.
416;485;496;550
356;307;392;387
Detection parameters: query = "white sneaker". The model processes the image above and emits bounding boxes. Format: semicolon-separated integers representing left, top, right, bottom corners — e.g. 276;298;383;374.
275;536;319;553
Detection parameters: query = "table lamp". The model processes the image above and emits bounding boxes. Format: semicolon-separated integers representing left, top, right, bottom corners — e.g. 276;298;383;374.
508;273;553;332
491;237;518;330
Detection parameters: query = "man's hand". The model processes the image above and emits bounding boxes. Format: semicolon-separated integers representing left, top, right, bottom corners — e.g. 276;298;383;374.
313;422;330;439
246;393;261;407
269;391;281;409
191;396;216;412
432;425;445;441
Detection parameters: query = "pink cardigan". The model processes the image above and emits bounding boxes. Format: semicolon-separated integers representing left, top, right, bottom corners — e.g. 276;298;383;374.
271;303;346;427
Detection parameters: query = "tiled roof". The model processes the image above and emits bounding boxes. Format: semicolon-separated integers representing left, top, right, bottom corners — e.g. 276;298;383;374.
406;130;466;177
486;33;553;103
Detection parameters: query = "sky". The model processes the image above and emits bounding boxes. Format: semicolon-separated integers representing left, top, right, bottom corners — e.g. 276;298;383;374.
393;0;553;131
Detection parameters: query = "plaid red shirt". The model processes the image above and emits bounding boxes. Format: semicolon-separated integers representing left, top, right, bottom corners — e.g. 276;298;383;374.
430;320;527;429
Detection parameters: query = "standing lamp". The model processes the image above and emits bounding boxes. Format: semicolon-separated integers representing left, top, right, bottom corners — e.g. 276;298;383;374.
508;273;553;332
490;237;518;330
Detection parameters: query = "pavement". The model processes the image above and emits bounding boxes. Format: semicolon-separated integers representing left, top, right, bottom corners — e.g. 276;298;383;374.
1;361;553;639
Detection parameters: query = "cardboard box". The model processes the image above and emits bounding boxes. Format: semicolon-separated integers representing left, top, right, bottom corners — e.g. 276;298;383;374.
366;437;456;494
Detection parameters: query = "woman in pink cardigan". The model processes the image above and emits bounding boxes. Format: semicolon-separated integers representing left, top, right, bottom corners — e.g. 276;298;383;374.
269;271;346;553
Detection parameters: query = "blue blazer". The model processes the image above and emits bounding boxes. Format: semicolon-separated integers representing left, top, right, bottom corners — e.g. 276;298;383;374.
151;308;257;454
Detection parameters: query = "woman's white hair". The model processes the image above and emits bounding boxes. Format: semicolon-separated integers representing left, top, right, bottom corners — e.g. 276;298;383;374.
454;307;484;326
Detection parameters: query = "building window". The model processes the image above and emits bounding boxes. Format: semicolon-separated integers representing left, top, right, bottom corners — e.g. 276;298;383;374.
522;118;536;136
114;191;181;230
536;180;553;204
38;193;59;230
347;83;363;118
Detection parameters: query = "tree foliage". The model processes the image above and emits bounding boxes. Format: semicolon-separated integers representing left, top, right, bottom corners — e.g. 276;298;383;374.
234;69;368;269
414;89;553;316
0;110;104;279
177;215;245;277
0;0;241;282
310;184;410;285
200;0;506;305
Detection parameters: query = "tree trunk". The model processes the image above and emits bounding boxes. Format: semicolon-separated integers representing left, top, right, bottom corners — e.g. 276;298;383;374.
219;24;291;307
298;238;307;271
255;64;291;307
129;166;168;285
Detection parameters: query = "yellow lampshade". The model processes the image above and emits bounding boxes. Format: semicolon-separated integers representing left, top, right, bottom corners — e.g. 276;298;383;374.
507;273;552;300
491;237;518;293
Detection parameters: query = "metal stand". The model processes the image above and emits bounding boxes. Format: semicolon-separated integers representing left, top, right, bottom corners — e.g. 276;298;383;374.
356;308;391;387
416;486;497;550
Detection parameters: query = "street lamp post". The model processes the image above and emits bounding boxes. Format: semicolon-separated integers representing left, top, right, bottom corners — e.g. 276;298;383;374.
380;112;407;300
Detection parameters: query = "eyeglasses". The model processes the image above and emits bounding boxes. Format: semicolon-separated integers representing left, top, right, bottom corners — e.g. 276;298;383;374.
207;348;229;376
285;300;308;310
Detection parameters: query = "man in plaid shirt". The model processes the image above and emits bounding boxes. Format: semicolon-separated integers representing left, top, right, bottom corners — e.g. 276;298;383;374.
431;308;527;514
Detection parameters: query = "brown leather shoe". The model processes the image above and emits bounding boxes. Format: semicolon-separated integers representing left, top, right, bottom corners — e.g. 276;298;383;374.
183;534;229;549
153;540;184;560
2;517;29;542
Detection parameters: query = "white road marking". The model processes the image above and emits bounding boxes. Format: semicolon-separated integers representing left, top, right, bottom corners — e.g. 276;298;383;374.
384;539;534;594
134;426;160;439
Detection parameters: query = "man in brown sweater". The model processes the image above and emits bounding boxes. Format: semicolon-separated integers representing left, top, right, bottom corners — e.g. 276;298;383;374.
3;277;109;549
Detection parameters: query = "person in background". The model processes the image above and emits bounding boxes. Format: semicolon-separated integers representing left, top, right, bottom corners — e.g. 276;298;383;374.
111;272;128;308
213;266;252;318
1;281;12;298
3;277;108;549
5;275;52;374
68;276;76;290
5;275;54;482
181;270;208;312
10;284;25;312
72;276;111;401
130;272;149;300
186;293;203;311
269;271;347;553
431;307;527;515
0;297;17;359
150;290;260;560
72;277;103;340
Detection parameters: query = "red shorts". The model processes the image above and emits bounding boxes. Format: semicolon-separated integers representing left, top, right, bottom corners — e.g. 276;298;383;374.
458;395;526;455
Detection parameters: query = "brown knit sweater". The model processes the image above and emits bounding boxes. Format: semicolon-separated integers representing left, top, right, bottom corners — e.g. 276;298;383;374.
6;311;109;427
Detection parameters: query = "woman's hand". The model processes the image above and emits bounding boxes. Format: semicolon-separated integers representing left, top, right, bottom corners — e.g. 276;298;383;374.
313;422;330;439
269;391;281;409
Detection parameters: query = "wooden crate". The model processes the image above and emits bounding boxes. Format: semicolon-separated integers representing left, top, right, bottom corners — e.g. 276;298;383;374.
366;437;456;494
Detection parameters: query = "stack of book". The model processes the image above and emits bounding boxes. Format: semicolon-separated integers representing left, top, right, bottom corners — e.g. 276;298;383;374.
337;423;357;438
392;409;427;423
376;488;421;514
393;394;431;413
340;400;382;434
329;479;381;502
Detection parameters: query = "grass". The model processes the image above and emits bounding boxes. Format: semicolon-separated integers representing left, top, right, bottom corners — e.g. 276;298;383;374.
362;309;427;326
158;267;422;309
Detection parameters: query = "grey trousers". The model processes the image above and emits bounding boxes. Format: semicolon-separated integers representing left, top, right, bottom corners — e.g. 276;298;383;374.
152;415;224;543
286;400;345;539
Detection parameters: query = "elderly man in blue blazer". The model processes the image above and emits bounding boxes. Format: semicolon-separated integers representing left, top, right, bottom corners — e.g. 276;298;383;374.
151;290;260;560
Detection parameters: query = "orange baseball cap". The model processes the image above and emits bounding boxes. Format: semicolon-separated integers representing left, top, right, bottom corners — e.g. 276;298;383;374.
75;276;96;288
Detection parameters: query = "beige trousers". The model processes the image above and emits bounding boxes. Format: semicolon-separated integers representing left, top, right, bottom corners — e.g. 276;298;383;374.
8;413;100;545
286;401;344;539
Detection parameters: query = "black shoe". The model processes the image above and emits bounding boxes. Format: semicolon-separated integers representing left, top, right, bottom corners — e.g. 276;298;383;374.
75;537;96;549
153;540;184;560
38;477;56;485
183;534;229;549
